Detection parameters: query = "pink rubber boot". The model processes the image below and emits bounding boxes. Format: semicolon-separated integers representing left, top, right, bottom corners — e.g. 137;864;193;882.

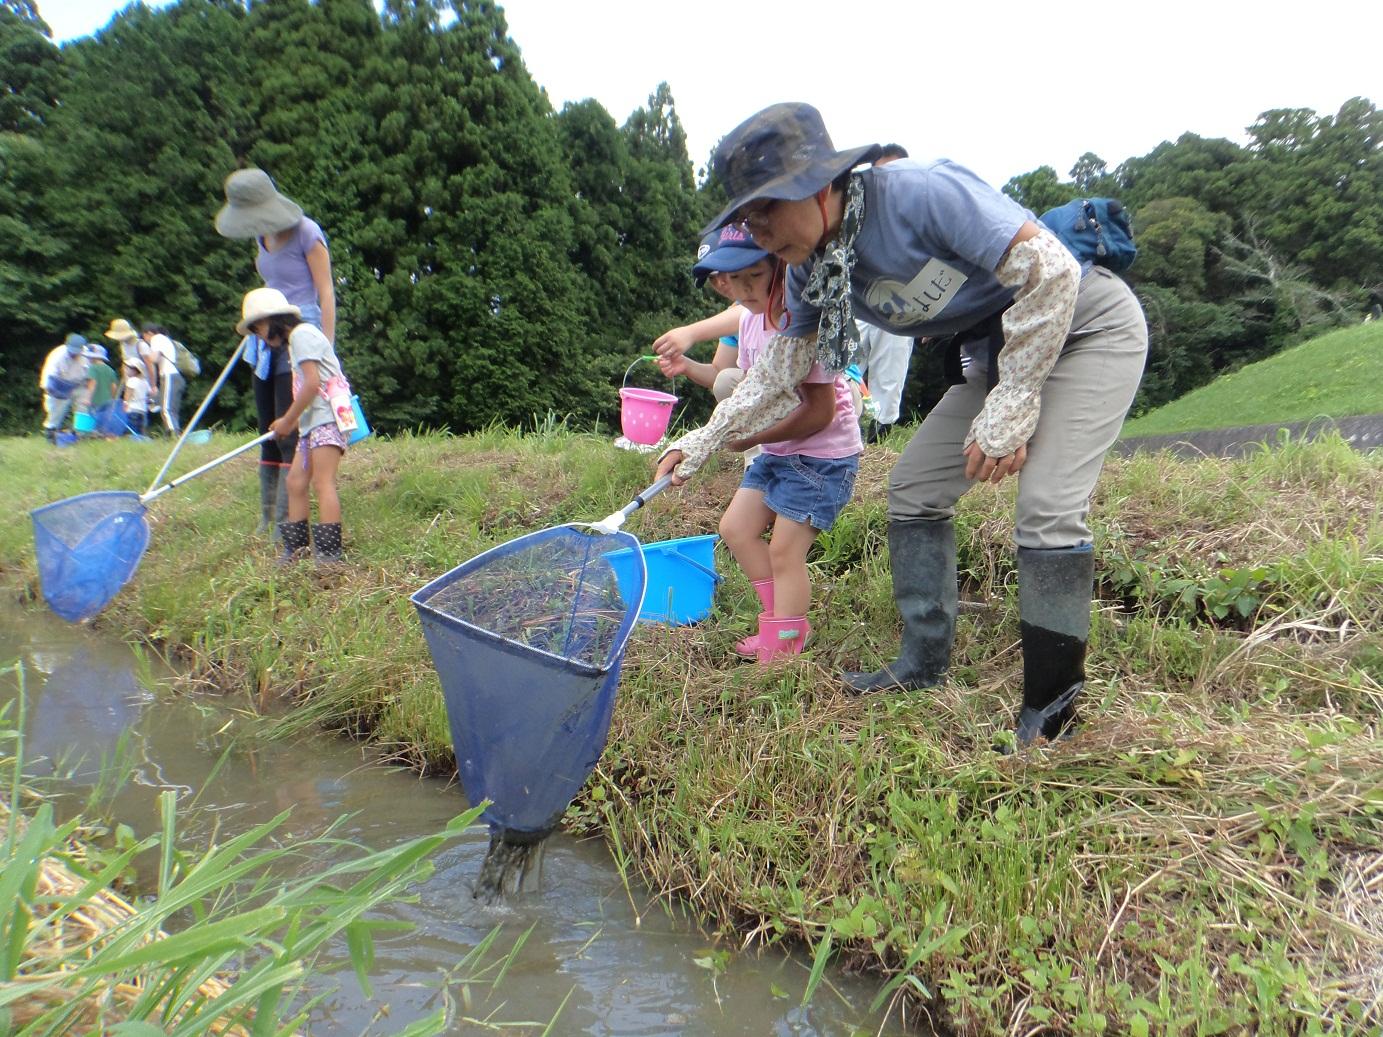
756;614;811;663
734;579;775;658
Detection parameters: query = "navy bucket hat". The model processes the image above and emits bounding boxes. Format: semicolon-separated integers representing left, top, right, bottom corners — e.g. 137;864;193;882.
691;225;770;286
703;102;881;234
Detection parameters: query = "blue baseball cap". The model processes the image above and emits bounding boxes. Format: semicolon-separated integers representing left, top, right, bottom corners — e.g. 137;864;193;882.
691;224;770;286
64;333;88;353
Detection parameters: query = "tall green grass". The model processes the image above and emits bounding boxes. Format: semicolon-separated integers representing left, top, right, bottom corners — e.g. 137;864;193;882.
1122;322;1383;437
0;662;525;1036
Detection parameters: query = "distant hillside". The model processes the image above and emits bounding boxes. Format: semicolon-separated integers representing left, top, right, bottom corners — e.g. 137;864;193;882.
1121;323;1383;438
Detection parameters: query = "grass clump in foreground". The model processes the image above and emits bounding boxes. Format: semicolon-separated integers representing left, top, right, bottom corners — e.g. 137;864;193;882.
1121;321;1383;438
0;665;515;1036
1;424;1380;1034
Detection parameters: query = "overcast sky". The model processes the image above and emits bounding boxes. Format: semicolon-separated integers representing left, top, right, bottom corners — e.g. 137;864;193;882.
47;0;1380;188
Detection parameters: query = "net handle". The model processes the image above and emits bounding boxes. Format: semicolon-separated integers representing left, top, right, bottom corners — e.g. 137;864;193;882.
621;475;673;519
143;337;247;496
591;475;673;533
141;432;274;504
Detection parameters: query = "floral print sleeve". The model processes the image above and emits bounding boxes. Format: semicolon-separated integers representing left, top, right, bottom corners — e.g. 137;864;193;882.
662;333;817;478
966;229;1081;456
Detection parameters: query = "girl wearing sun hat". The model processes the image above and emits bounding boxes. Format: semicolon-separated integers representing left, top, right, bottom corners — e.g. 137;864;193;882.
236;287;351;565
216;168;338;539
655;102;1148;750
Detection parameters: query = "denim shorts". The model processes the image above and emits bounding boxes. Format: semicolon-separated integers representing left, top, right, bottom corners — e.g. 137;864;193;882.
740;452;859;531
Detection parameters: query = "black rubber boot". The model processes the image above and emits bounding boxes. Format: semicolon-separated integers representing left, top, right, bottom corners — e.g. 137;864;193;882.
1004;546;1096;751
278;519;310;564
256;465;277;535
312;522;344;564
842;518;956;695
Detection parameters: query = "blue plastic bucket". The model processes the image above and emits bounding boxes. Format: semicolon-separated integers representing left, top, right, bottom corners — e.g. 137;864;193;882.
347;395;371;445
73;412;97;434
606;534;720;625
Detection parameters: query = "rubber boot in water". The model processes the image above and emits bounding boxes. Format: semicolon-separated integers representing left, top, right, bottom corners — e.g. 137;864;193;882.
256;464;277;535
734;579;775;658
278;519;310;564
313;522;344;564
756;614;810;663
841;518;956;695
1002;545;1095;752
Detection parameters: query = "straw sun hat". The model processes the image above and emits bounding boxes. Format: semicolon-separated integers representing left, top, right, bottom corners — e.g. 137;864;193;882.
103;318;138;341
237;287;301;336
215;168;304;239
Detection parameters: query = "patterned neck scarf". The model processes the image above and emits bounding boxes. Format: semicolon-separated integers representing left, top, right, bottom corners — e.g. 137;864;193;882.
800;173;867;373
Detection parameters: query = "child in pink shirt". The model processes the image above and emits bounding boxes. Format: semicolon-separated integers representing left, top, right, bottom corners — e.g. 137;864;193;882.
658;227;861;661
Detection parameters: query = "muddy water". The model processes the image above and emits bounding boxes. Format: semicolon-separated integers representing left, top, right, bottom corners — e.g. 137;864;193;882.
2;607;907;1036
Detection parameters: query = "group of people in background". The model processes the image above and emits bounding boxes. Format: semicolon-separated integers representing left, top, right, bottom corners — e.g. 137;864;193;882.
38;321;186;442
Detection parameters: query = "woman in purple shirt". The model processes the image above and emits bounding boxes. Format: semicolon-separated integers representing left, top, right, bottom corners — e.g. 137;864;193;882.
216;168;337;539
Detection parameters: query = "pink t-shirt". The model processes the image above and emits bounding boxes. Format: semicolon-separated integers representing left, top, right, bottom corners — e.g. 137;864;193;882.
738;310;862;459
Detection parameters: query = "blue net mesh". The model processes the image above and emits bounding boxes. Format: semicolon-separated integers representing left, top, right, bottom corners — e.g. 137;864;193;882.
31;491;150;623
411;524;646;839
91;401;136;437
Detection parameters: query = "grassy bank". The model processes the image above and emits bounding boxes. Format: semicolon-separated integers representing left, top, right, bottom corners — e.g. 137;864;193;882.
2;427;1381;1035
1121;322;1383;437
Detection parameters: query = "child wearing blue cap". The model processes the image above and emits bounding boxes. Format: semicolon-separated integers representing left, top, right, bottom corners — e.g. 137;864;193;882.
666;226;863;662
650;242;743;400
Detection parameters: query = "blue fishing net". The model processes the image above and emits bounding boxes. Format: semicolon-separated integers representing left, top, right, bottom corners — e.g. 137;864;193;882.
91;401;136;437
31;491;150;623
412;524;646;841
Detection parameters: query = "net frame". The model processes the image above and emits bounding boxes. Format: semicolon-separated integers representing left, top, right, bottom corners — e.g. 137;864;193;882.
412;523;648;839
31;491;151;624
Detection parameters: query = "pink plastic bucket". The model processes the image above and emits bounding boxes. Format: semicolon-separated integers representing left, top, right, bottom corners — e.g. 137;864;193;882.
619;387;678;445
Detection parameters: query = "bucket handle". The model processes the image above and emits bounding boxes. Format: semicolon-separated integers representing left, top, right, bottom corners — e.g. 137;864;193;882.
622;354;678;394
622;355;656;390
663;548;722;585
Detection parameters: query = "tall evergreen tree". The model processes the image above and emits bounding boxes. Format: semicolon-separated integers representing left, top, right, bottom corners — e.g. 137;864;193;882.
333;0;606;431
0;4;59;132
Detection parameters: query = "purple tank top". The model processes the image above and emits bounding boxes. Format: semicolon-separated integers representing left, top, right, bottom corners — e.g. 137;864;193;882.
255;217;328;308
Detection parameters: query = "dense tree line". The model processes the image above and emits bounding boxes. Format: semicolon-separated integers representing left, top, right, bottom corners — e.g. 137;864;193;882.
998;101;1382;413
1;0;1377;435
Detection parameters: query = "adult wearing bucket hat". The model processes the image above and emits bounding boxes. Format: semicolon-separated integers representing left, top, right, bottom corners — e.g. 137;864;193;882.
656;102;1148;750
38;334;91;442
216;167;336;539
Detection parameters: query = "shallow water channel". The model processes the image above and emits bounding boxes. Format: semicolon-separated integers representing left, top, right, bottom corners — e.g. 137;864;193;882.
2;606;907;1036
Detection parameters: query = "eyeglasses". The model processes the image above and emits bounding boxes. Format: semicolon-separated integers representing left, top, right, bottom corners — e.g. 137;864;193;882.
731;199;778;234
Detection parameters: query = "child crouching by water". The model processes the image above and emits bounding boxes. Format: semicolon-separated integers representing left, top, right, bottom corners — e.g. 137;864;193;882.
656;227;862;661
237;287;350;564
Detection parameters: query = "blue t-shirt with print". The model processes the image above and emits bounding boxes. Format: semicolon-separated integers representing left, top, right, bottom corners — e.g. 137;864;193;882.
784;159;1032;340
